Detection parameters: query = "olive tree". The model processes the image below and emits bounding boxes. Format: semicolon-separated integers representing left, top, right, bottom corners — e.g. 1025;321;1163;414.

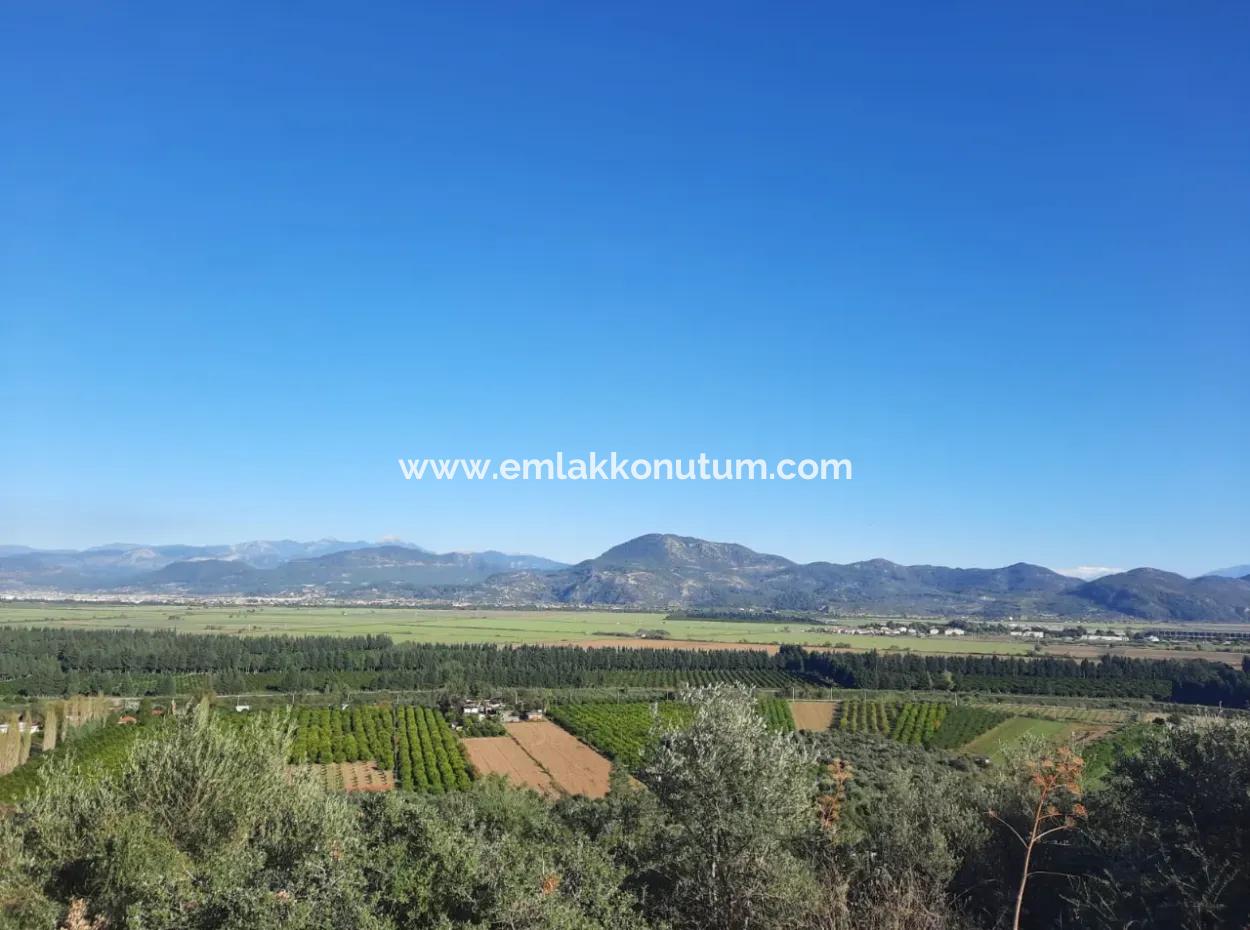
640;685;821;930
0;704;380;930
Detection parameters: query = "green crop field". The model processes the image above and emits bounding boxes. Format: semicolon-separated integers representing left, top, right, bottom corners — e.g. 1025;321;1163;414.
832;699;1007;749
550;697;795;768
286;704;471;793
0;603;1034;655
549;701;693;768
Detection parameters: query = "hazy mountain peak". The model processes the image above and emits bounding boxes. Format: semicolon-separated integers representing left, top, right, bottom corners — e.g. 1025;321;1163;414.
1207;564;1250;579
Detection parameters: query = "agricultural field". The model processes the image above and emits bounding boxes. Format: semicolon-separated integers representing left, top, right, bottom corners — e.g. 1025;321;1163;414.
549;701;693;768
827;697;1113;759
294;760;395;793
835;699;949;745
759;697;796;731
1080;723;1156;785
286;704;471;793
958;717;1090;762
0;603;1032;654
925;706;1010;749
833;699;1008;750
550;698;795;769
462;720;615;798
1038;642;1250;668
588;668;806;688
505;720;614;797
789;700;836;731
4;604;1248;670
0;719;153;804
969;702;1133;725
462;735;559;796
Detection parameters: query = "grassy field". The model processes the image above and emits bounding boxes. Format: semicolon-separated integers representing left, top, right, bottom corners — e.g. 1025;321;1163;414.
966;702;1133;725
0;603;1033;654
958;717;1086;762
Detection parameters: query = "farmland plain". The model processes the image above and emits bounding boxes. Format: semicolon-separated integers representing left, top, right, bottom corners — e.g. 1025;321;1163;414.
0;603;1029;654
1;603;1246;665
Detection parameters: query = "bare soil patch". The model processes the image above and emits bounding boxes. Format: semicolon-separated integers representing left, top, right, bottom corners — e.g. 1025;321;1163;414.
789;700;837;731
505;720;613;798
462;735;558;797
290;761;395;793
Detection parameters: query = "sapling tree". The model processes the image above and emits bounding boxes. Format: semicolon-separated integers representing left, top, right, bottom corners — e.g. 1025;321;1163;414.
989;745;1087;930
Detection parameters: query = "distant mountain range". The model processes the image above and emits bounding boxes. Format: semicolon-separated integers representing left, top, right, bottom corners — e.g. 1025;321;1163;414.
0;539;565;592
474;535;1250;622
1207;564;1250;579
1;534;1247;622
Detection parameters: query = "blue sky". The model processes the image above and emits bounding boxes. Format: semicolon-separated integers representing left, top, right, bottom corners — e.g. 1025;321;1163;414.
2;2;1247;575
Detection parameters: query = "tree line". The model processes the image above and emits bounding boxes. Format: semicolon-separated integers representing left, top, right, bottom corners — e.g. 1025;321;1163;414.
780;645;1250;706
1;627;1248;707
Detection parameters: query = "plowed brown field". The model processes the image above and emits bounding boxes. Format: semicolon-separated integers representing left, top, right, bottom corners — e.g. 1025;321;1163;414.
789;700;837;731
462;735;559;796
506;720;614;798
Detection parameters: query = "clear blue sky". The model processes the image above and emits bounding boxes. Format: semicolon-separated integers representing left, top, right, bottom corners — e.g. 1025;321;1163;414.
2;2;1247;575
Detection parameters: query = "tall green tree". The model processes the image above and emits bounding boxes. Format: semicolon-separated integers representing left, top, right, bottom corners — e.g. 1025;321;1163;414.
641;685;821;930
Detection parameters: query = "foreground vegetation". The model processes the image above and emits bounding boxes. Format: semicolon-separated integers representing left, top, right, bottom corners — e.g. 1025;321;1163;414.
0;687;1246;930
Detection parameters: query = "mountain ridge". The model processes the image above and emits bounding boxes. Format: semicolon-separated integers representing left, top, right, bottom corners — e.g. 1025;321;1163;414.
0;540;566;591
2;534;1247;622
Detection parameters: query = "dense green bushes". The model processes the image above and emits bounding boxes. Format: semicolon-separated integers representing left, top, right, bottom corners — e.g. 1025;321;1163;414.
1079;722;1155;784
0;717;156;804
2;688;1248;930
926;706;1008;749
457;714;507;737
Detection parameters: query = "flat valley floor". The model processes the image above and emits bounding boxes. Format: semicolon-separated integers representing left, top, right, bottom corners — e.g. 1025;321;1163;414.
1;604;1247;666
